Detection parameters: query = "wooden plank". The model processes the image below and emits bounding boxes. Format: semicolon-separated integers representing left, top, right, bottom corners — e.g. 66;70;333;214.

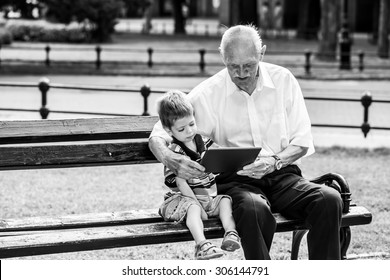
0;209;161;232
0;116;159;144
275;205;372;232
0;205;372;237
0;220;224;258
0;141;158;170
0;206;372;258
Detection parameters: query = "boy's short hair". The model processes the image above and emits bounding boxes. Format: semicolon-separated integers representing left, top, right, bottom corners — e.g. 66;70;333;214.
157;90;194;129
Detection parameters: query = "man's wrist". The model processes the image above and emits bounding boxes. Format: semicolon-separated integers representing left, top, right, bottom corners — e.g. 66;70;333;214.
271;154;283;170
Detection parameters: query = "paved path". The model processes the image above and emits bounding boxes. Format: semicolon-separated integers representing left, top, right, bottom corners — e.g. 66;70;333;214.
2;23;390;80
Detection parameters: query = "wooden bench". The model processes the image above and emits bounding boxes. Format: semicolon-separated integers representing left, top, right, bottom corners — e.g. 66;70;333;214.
0;116;372;259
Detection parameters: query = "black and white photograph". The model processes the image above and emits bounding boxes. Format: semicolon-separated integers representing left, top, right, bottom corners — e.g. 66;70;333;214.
0;0;389;278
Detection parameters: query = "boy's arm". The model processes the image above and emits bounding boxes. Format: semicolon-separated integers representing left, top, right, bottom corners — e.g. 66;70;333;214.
176;177;208;220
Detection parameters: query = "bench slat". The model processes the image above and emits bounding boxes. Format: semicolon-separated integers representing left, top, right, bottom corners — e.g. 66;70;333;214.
0;206;372;234
0;209;161;232
0;206;372;258
0;221;219;258
0;116;159;144
0;141;157;170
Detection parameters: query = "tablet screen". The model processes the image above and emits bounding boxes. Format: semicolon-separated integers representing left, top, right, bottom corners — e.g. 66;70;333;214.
200;147;261;173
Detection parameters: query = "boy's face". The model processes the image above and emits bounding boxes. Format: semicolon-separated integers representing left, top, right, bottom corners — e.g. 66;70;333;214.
166;114;197;144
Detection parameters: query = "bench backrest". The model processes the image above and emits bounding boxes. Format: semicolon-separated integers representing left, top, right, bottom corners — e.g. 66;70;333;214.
0;116;159;170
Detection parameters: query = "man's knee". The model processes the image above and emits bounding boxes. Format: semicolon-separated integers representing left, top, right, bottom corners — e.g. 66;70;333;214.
314;186;343;217
233;191;274;225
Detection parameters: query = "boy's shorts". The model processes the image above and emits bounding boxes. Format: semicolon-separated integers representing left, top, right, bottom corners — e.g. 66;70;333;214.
158;192;231;223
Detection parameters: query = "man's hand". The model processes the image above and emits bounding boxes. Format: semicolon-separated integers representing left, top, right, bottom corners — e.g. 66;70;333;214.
237;156;275;179
149;136;205;180
166;152;205;180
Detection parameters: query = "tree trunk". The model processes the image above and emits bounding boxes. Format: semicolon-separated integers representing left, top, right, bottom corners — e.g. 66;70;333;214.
318;0;341;60
172;0;186;34
297;0;310;39
377;0;389;58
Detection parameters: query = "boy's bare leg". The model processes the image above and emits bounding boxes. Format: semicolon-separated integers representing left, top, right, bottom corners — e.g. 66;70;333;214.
186;204;206;244
218;198;236;232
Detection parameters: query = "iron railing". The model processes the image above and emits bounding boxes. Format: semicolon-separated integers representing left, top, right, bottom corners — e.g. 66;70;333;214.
1;78;389;137
1;44;387;75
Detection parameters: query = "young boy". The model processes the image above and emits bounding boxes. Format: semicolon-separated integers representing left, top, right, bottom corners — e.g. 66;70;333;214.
156;90;241;260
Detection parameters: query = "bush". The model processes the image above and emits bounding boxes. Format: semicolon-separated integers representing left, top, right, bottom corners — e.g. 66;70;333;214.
5;19;91;43
42;0;124;42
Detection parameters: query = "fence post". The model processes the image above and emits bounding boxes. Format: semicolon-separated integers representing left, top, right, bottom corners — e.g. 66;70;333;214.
304;49;312;75
147;48;153;68
199;49;206;72
96;46;102;69
140;84;151;116
358;51;365;72
38;77;50;119
0;43;2;68
338;20;352;70
45;45;51;67
360;91;372;138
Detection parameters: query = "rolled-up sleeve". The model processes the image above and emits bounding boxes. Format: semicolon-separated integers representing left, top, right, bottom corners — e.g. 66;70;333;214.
149;120;172;143
286;74;315;156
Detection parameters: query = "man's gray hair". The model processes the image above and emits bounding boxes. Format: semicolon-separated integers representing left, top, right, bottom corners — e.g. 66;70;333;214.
219;24;263;60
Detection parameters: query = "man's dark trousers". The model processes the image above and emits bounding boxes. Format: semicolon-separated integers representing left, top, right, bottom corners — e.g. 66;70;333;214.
216;165;343;260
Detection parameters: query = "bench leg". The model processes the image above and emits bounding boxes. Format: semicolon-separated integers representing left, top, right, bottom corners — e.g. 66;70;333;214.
291;229;308;260
340;226;351;260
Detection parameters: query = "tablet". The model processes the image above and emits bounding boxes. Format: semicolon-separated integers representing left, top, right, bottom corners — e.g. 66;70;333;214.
200;147;261;173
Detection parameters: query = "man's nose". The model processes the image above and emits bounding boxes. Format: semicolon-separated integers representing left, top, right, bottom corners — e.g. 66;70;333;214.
236;66;248;77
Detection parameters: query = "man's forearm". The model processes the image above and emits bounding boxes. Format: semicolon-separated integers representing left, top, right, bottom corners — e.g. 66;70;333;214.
148;136;170;166
148;136;205;180
277;145;308;167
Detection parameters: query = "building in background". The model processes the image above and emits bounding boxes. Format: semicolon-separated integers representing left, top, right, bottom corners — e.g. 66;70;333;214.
143;0;386;39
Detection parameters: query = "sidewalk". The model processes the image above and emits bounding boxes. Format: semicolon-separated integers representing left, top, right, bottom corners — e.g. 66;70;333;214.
1;20;390;79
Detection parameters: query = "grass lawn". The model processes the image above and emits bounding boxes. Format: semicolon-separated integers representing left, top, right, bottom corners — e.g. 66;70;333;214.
0;146;388;260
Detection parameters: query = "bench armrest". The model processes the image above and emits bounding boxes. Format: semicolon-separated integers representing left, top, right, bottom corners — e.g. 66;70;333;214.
309;173;352;213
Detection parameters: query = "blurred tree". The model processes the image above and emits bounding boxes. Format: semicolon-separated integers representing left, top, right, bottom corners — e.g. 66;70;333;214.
377;0;389;58
41;0;124;42
296;0;310;39
171;0;186;34
122;0;148;17
318;0;340;60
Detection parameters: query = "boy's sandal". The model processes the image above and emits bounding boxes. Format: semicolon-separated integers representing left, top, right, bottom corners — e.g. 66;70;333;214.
195;240;224;260
221;230;241;252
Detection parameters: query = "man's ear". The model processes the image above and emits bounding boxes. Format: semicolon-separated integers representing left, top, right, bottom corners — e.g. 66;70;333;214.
220;52;226;66
260;45;267;61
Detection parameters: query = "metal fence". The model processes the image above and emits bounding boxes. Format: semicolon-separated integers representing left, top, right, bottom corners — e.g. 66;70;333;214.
0;44;387;75
1;77;389;138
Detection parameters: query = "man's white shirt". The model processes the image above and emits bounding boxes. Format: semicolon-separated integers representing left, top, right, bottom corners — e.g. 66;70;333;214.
150;62;315;160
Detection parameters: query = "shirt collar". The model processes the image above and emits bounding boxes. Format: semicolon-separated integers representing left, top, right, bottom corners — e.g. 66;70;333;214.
226;62;275;97
259;62;275;90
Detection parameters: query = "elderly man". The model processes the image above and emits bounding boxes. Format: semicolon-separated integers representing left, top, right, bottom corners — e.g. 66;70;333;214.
149;24;343;260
